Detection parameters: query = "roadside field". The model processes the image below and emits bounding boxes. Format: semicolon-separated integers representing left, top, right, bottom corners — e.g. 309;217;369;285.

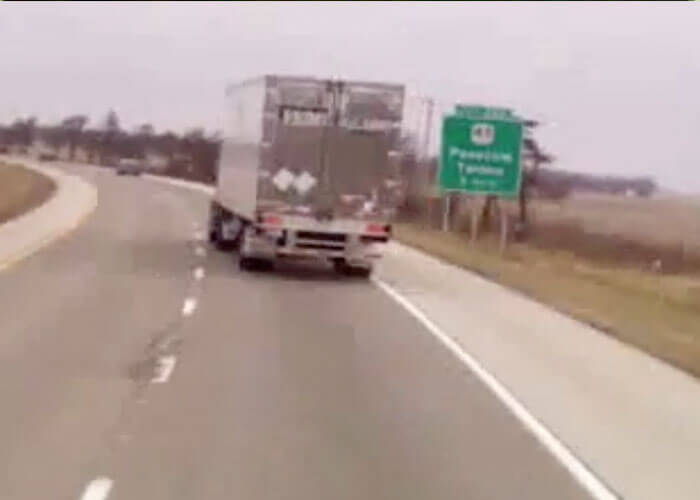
0;162;56;225
534;193;700;250
530;193;700;273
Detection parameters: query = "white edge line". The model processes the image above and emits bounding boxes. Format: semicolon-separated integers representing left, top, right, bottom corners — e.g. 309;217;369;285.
79;477;113;500
195;246;206;258
372;277;619;500
194;230;205;242
182;297;197;316
151;355;177;384
194;267;205;280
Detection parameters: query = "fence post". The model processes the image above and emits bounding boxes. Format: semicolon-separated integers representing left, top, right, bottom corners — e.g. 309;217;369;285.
498;198;509;254
470;196;480;244
442;194;451;232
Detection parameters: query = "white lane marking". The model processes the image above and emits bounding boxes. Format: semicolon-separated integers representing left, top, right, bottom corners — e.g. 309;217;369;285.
194;230;205;241
194;266;205;280
182;297;197;316
372;278;619;500
151;355;177;383
79;477;113;500
194;246;206;258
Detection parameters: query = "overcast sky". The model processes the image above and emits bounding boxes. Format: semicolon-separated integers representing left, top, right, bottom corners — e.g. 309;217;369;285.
1;2;698;191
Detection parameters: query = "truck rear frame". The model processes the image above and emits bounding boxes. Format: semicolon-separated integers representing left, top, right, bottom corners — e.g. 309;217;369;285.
210;75;405;276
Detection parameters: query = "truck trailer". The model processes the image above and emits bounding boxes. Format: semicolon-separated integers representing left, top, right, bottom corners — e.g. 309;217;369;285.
209;75;405;277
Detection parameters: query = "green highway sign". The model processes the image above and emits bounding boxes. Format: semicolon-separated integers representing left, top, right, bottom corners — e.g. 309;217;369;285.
439;107;524;197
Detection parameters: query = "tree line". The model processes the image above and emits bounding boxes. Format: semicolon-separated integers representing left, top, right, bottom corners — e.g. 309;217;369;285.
534;168;656;199
0;111;220;184
1;111;657;199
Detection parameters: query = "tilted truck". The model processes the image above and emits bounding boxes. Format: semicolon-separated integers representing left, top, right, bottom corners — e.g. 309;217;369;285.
209;75;405;277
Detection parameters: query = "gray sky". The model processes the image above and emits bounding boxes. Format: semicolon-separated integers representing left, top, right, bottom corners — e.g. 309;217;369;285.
1;2;698;191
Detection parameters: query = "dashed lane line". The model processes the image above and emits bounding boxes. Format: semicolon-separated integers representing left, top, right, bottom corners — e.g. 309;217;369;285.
79;477;113;500
182;297;197;317
151;355;177;384
194;266;205;280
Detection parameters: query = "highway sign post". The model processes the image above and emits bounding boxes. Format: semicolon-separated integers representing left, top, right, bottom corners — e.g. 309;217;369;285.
438;106;524;250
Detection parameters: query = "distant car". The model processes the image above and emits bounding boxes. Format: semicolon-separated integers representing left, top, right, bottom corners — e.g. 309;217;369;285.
38;152;58;162
116;158;143;176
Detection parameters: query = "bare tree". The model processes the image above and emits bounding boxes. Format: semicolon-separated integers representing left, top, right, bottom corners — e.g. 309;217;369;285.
61;115;88;160
104;110;120;133
137;123;154;136
155;131;180;163
99;110;121;164
9;117;37;147
133;123;155;159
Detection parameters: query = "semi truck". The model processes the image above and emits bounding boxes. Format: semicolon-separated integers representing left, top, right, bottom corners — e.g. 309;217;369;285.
209;75;405;277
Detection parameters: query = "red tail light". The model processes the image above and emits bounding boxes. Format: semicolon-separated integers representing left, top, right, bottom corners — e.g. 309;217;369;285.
262;215;282;226
365;223;389;234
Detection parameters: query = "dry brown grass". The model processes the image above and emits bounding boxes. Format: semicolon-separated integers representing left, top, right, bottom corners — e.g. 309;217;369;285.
534;193;700;250
529;194;700;273
404;192;700;274
395;222;700;379
0;163;56;224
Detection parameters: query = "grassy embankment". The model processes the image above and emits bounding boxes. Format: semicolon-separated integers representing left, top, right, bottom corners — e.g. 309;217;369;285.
0;162;56;224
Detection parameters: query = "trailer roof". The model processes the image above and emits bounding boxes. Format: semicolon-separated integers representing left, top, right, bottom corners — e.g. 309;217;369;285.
225;75;403;95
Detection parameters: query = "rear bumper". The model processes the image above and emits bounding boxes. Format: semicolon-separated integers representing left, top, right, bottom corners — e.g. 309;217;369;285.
276;245;383;260
242;226;385;263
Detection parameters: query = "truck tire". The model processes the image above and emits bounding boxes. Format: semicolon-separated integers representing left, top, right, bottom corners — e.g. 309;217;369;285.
354;266;372;278
209;202;242;251
239;256;273;272
208;202;221;244
333;259;372;279
239;256;255;270
238;228;273;271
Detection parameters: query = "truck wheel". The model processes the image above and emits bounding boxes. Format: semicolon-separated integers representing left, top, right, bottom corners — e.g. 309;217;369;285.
239;256;255;270
209;203;241;251
223;217;244;251
215;232;234;251
208;229;218;244
348;266;372;278
333;259;372;279
239;257;273;272
213;222;232;251
208;202;221;244
352;266;372;279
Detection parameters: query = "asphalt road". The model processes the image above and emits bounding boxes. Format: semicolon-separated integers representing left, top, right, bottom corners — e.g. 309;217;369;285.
0;164;592;500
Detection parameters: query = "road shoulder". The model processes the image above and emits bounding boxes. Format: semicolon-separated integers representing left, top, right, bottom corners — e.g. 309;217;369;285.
377;241;700;500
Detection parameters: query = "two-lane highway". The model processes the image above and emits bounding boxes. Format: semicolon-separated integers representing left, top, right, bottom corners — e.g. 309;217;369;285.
0;164;593;499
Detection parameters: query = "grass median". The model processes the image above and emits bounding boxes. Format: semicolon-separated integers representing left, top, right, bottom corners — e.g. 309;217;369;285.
0;162;56;225
395;222;700;379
